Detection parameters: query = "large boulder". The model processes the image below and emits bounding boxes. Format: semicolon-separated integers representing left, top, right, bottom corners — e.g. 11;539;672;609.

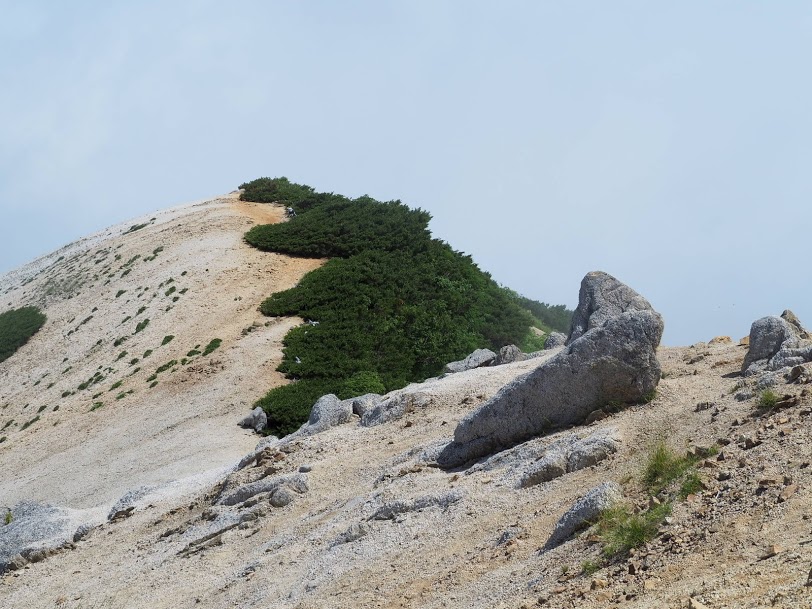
437;309;663;468
567;271;655;345
238;407;268;433
444;348;497;374
742;314;812;375
492;344;524;366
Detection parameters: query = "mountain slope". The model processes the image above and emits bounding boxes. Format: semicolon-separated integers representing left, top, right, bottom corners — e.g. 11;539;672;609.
0;192;323;508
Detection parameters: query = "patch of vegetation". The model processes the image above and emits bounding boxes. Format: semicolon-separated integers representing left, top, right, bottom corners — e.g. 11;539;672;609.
120;315;132;325
642;439;697;494
129;358;139;366
0;436;6;445
116;290;127;298
161;335;174;346
20;415;40;431
123;222;149;235
149;381;158;388
597;501;672;559
242;178;563;436
338;371;386;400
202;338;222;356
37;405;47;413
1;419;14;431
165;286;176;297
143;349;153;358
136;306;147;316
90;402;104;412
581;560;601;576
519;330;548;353
155;360;177;375
109;380;123;391
757;389;779;410
0;306;47;363
134;319;150;334
4;510;11;524
186;349;201;357
116;351;128;361
114;336;127;347
115;390;134;400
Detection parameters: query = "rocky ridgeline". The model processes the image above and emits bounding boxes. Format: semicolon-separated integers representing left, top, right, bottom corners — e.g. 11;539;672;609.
3;270;812;609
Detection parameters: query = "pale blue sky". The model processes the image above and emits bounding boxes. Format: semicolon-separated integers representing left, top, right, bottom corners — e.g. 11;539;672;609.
2;2;811;345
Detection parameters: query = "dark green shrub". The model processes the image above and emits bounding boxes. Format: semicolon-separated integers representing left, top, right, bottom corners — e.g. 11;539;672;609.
161;335;174;346
202;339;222;356
0;306;46;363
242;178;560;436
339;371;386;399
134;319;149;334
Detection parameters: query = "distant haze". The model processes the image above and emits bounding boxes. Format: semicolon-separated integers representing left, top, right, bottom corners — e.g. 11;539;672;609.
2;2;811;345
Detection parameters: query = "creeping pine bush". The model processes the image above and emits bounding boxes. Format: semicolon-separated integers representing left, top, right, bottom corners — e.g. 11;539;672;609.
0;306;46;363
241;177;563;436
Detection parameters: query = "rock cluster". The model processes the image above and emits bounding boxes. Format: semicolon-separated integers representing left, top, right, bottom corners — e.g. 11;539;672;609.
742;310;812;376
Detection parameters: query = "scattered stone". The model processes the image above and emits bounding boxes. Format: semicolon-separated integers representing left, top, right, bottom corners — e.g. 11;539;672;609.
238;407;267;433
778;484;798;502
520;450;568;488
543;482;622;550
298;464;313;473
544;332;567;350
584;409;608;424
643;580;657;591
762;544;784;559
331;523;368;546
444;349;497;374
109;507;135;523
688;598;710;609
439;306;662;468
269;487;296;508
566;271;657;345
709;336;732;345
519;429;620;488
590;578;608;589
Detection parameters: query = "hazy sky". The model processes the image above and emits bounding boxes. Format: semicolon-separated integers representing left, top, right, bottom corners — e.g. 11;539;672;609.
2;2;811;345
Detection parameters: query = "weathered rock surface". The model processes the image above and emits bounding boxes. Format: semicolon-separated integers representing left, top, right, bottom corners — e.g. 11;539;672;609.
492;344;524;365
566;271;655;345
438;310;662;468
361;391;433;427
742;315;812;375
444;349;497;374
543;482;622;550
782;309;810;339
369;490;463;521
293;394;353;436
216;473;308;507
238;407;268;433
519;428;620;488
349;393;383;418
0;502;96;574
544;332;567;349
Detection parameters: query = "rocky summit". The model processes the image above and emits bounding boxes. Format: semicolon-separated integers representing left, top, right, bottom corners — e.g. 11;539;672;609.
1;193;812;609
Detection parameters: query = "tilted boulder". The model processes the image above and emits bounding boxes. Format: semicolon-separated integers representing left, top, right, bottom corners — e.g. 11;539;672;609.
437;309;663;468
567;271;655;345
742;314;812;376
544;332;567;350
361;391;433;427
238;407;268;433
543;482;622;550
443;348;497;374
